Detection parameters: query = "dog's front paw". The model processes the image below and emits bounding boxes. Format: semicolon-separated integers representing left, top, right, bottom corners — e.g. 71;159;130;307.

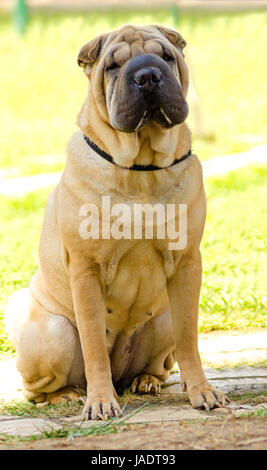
187;381;230;411
131;374;162;394
81;394;121;420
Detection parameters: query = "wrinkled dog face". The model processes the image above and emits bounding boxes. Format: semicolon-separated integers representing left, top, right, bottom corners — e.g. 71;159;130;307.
78;25;189;133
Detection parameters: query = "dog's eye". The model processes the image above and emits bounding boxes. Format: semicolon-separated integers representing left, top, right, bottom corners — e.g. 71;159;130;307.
106;62;119;72
163;52;174;62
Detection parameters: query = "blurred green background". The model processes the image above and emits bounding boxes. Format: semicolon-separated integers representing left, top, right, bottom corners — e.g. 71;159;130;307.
1;3;266;175
0;2;266;356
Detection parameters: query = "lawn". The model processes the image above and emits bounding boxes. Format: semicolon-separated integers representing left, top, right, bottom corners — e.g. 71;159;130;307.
0;7;266;176
0;165;266;357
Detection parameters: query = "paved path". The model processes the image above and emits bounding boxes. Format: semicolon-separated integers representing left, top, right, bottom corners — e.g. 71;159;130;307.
0;171;62;197
199;329;267;367
0;329;266;436
201;145;267;178
0;145;266;197
0;364;266;436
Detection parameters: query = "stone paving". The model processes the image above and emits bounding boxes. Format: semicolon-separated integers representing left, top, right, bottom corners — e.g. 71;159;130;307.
198;329;267;367
0;330;266;437
0;365;266;437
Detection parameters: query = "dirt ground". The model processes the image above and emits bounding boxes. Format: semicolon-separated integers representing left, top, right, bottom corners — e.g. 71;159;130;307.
1;415;266;451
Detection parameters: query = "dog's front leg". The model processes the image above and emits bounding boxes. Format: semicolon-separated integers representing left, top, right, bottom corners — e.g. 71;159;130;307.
168;249;229;410
69;259;120;420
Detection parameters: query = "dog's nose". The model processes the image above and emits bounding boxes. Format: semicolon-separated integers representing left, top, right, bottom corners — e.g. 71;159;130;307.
133;67;162;89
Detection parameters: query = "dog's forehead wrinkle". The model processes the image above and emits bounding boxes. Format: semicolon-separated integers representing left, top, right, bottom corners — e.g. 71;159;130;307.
102;31;118;51
131;40;145;57
118;25;154;42
144;41;163;56
124;30;143;44
106;42;126;56
103;25;178;65
113;44;131;65
108;40;166;66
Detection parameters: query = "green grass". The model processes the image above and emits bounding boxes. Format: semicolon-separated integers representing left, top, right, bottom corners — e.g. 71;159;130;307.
0;8;266;175
0;398;82;418
228;391;267;404
239;409;267;418
0;403;149;442
0;189;49;355
0;165;266;356
199;165;267;332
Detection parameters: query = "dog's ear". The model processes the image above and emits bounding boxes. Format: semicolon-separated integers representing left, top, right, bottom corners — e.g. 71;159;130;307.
155;25;186;52
77;35;104;69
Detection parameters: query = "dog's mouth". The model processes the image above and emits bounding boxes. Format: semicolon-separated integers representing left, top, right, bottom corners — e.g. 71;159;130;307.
133;106;173;132
123;95;188;133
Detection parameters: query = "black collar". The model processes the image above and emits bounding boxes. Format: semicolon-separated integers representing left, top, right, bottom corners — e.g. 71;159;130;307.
84;134;191;171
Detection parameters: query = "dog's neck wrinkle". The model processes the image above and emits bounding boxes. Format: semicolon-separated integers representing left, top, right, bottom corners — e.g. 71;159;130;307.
78;96;191;169
66;130;194;202
134;136;154;166
78;97;140;166
126;123;191;168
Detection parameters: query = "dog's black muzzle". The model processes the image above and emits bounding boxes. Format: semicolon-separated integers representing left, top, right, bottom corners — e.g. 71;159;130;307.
111;54;188;133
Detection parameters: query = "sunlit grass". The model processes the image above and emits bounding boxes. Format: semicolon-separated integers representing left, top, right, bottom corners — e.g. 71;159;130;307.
0;189;48;355
0;8;266;175
199;165;267;331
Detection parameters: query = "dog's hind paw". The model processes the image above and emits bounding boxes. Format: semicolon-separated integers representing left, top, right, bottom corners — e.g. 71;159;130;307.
43;386;86;405
131;374;162;395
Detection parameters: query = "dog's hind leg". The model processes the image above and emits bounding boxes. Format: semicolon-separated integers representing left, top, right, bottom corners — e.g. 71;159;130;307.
5;288;85;404
118;310;176;395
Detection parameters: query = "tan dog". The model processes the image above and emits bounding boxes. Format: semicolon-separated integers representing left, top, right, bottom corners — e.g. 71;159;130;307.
5;24;229;419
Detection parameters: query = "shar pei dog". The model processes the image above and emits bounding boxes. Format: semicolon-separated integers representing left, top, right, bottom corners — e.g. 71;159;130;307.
5;24;229;419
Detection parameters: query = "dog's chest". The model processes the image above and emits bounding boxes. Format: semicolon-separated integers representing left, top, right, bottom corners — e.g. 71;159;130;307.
102;241;171;344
